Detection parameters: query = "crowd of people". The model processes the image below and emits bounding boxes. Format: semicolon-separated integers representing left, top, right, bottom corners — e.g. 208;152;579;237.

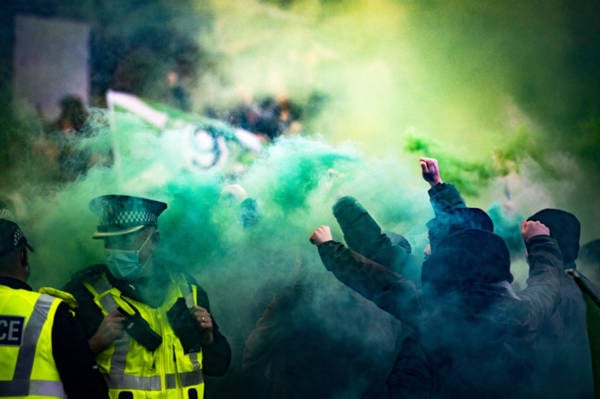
2;155;600;398
218;93;304;143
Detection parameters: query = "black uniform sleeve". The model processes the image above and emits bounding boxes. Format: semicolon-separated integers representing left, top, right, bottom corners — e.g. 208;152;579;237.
52;302;109;399
193;282;232;376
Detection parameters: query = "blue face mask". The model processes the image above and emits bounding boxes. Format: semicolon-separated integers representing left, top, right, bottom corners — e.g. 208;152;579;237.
105;233;153;280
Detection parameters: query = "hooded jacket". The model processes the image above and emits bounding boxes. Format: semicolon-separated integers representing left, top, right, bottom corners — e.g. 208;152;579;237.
332;196;411;274
317;239;432;397
527;208;596;398
419;232;563;398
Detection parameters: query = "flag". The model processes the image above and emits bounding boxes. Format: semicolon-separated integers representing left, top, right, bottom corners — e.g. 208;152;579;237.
102;90;263;187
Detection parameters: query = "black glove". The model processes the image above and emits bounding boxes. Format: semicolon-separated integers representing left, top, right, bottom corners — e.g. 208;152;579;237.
167;298;203;353
120;308;162;352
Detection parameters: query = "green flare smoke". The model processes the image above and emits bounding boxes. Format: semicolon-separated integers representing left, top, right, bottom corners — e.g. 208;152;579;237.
3;2;600;395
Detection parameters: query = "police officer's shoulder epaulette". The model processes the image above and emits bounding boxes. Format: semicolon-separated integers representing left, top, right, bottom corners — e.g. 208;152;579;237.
38;287;79;310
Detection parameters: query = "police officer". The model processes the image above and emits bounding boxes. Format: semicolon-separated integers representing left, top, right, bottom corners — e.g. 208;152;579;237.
63;195;231;399
0;218;108;398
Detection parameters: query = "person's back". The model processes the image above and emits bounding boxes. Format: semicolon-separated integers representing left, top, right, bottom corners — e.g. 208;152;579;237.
530;273;593;398
422;297;534;397
310;224;432;397
419;224;563;398
527;208;595;398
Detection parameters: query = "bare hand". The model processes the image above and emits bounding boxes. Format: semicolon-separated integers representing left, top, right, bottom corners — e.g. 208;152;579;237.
88;310;125;353
192;306;214;346
419;157;443;186
521;220;550;242
309;225;333;245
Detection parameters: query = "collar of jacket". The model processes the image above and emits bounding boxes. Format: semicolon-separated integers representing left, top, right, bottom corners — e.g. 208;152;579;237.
0;276;32;291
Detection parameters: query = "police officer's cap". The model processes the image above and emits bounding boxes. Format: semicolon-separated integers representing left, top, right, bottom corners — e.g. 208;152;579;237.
0;218;34;256
90;195;167;239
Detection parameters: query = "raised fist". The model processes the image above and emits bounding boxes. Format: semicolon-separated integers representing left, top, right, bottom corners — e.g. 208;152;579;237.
420;157;443;186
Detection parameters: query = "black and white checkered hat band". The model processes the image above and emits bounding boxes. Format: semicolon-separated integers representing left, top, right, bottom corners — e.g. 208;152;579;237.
99;210;157;230
13;228;24;247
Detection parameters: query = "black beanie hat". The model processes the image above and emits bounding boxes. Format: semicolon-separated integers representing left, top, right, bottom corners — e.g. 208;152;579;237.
427;207;494;251
422;229;512;289
527;208;580;263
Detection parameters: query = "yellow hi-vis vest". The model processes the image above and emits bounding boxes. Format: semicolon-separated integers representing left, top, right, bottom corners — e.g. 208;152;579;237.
0;285;66;398
84;273;204;399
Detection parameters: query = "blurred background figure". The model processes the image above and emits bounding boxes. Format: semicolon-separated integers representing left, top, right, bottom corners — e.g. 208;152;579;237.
242;260;403;399
33;94;97;183
53;94;89;133
165;69;191;112
580;239;600;286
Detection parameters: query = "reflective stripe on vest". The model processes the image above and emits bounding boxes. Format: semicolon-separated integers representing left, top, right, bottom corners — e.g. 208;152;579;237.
180;279;195;309
86;276;134;387
105;374;161;391
165;370;204;389
104;369;203;391
107;332;131;388
174;277;203;377
87;276;119;313
171;275;203;382
0;294;66;398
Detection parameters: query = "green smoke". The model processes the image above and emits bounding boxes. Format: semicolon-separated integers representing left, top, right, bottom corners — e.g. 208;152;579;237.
193;0;599;228
3;1;600;395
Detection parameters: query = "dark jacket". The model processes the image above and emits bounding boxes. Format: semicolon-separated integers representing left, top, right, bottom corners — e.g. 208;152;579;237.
0;276;109;399
317;241;433;397
530;267;595;398
527;208;596;397
318;233;564;398
332;196;411;274
568;269;600;398
420;234;563;398
317;241;421;328
427;183;466;216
